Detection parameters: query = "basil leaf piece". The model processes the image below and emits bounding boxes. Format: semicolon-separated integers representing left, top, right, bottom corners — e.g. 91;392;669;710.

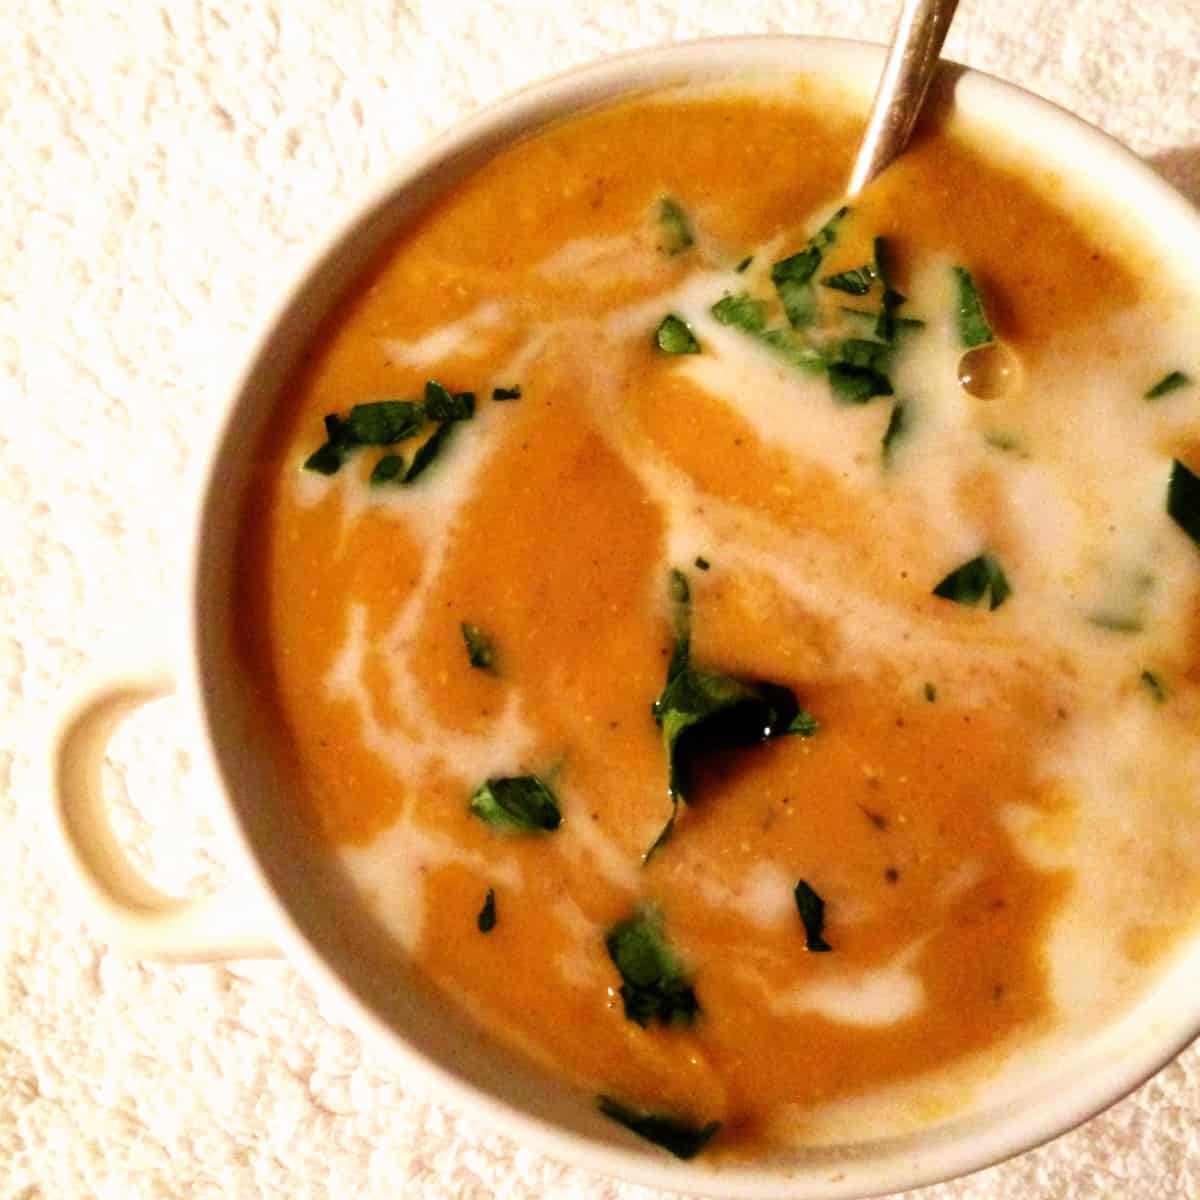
873;238;905;342
770;206;851;330
840;307;925;337
469;775;561;833
656;196;695;256
828;362;894;405
477;888;497;933
758;328;829;373
953;266;994;347
786;709;820;737
461;622;497;671
665;567;692;683
735;255;753;273
492;385;522;401
794;879;832;952
404;421;456;483
303;413;360;475
881;401;908;465
1168;459;1200;548
597;1096;721;1160
821;265;875;295
932;553;1011;610
605;905;699;1027
303;441;347;475
346;400;425;445
838;338;893;372
1141;669;1167;704
1087;611;1142;634
423;379;476;421
1146;371;1191;400
655;314;701;355
711;292;768;333
370;453;406;486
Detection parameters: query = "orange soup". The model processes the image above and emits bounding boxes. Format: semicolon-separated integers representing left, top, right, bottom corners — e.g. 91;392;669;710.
236;80;1200;1158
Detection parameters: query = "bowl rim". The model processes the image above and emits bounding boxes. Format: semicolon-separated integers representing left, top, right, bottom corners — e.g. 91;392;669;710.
185;33;1200;1200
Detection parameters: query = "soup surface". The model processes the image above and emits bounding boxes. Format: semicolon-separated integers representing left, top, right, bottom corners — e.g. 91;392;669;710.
237;78;1200;1157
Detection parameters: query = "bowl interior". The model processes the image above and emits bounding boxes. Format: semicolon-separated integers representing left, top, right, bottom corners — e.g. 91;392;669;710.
189;35;1200;1200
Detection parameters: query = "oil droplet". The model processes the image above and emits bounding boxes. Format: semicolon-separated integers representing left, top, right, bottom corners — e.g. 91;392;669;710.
958;340;1022;399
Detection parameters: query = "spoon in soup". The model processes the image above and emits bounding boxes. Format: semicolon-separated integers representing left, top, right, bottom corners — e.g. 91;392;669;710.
849;0;1021;400
847;0;961;195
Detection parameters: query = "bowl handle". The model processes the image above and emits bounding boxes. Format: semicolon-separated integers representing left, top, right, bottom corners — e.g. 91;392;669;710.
47;664;280;961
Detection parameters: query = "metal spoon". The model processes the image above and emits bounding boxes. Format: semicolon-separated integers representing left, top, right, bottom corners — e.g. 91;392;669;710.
847;0;961;196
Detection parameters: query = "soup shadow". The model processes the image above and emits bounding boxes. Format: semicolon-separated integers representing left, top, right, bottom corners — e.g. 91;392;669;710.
1147;146;1200;207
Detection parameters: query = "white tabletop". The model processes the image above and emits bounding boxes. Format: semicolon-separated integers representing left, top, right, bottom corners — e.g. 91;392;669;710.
5;1;1199;1196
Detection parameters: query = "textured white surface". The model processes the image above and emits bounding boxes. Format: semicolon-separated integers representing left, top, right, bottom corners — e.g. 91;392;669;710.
5;1;1200;1196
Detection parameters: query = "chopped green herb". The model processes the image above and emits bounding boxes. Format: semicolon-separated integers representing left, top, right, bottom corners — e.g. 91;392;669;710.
469;775;561;833
655;314;701;355
735;255;753;273
492;385;522;401
1168;459;1200;548
821;264;875;295
477;888;497;933
838;338;893;372
648;570;815;858
984;431;1023;454
404;421;457;483
1146;371;1191;400
605;905;699;1027
840;307;925;337
953;266;994;347
656;196;694;256
596;1096;720;1160
461;623;497;671
711;292;768;333
346;400;425;445
924;682;937;703
933;553;1011;610
770;207;850;330
303;413;359;475
786;709;820;737
369;454;406;486
828;361;894;405
1141;669;1167;703
694;556;710;571
873;238;905;342
881;401;908;465
811;205;850;248
303;441;348;475
757;328;829;373
423;379;475;421
794;879;832;952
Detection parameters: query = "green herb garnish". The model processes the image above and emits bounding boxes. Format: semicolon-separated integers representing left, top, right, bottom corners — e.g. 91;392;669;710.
346;400;425;445
648;570;815;857
461;623;497;671
711;292;768;333
924;682;937;702
770;206;850;329
840;307;925;337
933;553;1011;610
735;255;753;273
821;265;875;295
469;775;561;833
303;414;360;475
1141;669;1167;704
828;362;894;405
492;385;522;401
655;314;701;355
1168;459;1200;548
694;556;710;571
404;421;457;483
794;879;832;952
423;379;475;421
873;238;906;342
605;905;699;1027
656;196;695;256
477;888;497;933
758;328;830;373
1146;371;1191;400
881;401;908;465
370;454;406;486
953;266;994;347
1087;611;1143;634
596;1096;720;1160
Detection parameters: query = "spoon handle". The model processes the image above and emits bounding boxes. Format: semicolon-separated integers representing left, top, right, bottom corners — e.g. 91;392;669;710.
847;0;961;197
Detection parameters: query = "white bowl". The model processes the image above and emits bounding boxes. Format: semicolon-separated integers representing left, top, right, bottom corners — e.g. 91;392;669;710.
46;35;1200;1199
